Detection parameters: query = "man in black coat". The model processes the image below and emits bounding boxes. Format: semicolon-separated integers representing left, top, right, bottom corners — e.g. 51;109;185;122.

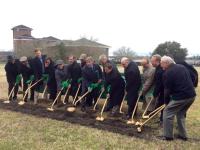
19;56;34;101
159;56;196;141
81;56;103;110
104;63;125;115
151;54;165;123
5;55;20;101
67;55;82;99
31;48;46;104
79;54;88;100
121;57;141;119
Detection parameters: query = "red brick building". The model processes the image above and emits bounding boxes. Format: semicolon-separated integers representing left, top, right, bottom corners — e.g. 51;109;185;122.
12;25;110;60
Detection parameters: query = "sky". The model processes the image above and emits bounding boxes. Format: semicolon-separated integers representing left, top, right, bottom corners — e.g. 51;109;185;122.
0;0;200;56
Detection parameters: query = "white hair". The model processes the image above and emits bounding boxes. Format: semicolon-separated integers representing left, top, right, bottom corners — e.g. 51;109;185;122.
161;55;176;64
99;54;107;61
121;57;129;63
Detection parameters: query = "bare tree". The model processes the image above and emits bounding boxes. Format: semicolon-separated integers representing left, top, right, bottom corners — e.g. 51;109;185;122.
113;46;136;59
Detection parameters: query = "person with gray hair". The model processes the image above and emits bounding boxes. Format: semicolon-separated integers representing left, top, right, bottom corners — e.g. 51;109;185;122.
81;56;103;111
157;55;196;141
121;57;141;119
79;53;87;68
99;54;118;80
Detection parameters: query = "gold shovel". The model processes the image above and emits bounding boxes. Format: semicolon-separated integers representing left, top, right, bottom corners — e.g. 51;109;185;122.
136;104;165;132
66;90;90;112
127;92;142;125
19;79;42;105
96;95;109;121
93;88;105;111
142;96;155;119
47;88;64;111
3;83;17;104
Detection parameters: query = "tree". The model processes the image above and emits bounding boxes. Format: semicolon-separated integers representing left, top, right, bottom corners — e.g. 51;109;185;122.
56;42;66;61
113;46;136;59
152;41;188;62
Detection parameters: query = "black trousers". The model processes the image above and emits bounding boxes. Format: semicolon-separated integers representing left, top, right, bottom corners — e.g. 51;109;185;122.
108;89;125;109
8;82;18;100
22;82;35;101
155;95;164;121
127;89;139;116
23;83;28;101
84;88;99;107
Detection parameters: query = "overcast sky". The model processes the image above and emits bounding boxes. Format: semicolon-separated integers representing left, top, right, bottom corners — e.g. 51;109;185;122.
0;0;200;55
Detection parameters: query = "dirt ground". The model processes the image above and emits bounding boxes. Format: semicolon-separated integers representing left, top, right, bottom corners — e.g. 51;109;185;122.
0;97;158;140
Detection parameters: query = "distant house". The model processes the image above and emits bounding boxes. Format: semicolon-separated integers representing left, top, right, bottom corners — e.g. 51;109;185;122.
0;51;13;62
12;25;110;60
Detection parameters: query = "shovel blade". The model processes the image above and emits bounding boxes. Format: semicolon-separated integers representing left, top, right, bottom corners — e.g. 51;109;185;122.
127;120;135;124
18;101;25;105
47;108;54;111
96;116;104;121
3;100;10;104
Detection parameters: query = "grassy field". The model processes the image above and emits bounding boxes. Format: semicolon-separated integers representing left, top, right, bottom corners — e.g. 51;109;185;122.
0;64;200;150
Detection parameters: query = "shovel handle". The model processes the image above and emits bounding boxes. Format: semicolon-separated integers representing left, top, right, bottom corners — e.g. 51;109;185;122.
49;88;64;109
119;92;126;113
140;104;165;127
93;89;104;110
8;84;16;100
41;84;48;99
72;84;81;104
130;92;142;120
100;95;109;116
63;86;71;104
74;91;90;106
142;96;154;118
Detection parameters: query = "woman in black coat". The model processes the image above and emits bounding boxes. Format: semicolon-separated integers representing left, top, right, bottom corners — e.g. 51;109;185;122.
44;57;57;100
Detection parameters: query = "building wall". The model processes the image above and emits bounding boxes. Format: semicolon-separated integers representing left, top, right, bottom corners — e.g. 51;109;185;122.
14;39;108;60
13;29;31;38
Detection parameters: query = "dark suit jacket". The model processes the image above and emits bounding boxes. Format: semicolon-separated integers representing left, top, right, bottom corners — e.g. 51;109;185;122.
124;61;141;92
153;65;164;98
82;64;102;87
32;55;46;80
68;61;82;83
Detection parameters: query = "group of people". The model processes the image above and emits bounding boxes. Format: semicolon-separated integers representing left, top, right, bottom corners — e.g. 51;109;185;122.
4;48;198;141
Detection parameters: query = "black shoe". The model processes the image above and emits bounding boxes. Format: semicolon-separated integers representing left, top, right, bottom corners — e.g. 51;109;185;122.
123;114;131;120
81;106;86;112
176;135;188;141
13;97;17;101
156;136;173;141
